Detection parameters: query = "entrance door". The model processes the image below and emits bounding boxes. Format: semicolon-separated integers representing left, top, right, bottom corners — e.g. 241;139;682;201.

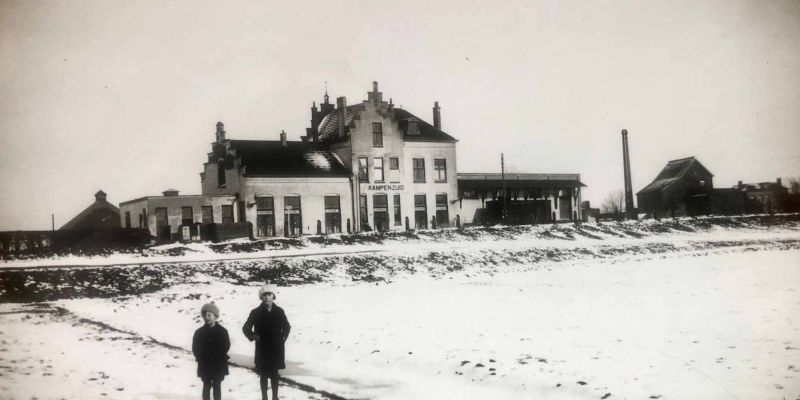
373;194;389;232
414;194;428;229
155;207;169;241
283;196;302;237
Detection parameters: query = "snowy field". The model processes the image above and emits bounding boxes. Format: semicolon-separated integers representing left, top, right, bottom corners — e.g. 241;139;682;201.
1;217;800;399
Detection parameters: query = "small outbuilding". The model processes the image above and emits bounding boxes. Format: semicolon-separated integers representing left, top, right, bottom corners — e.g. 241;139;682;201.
636;157;715;218
60;190;121;230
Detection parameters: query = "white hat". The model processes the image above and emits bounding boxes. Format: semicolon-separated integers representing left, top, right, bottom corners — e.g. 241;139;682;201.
258;284;278;298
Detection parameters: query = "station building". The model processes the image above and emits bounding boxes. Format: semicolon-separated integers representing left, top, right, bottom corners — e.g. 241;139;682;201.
121;82;585;240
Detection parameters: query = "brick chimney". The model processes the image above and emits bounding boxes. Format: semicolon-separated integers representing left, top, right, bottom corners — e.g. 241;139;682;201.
163;189;179;197
280;130;287;146
215;121;226;142
433;101;441;130
777;177;782;187
368;81;382;103
336;96;347;138
738;180;743;190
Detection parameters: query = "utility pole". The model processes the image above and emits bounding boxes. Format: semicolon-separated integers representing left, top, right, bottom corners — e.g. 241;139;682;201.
51;214;55;231
501;153;507;221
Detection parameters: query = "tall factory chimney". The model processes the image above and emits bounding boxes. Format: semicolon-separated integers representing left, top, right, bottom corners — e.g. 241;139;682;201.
621;129;636;219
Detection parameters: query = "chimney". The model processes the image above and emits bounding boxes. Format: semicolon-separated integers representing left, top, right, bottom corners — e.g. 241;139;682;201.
94;190;107;202
280;130;287;146
433;101;441;130
777;177;782;187
215;121;226;142
738;180;743;190
163;189;179;197
408;117;419;135
336;96;347;138
621;129;636;220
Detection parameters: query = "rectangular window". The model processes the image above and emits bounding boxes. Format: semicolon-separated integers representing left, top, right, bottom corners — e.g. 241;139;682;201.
393;194;402;226
124;211;131;228
181;206;193;226
389;157;400;183
138;213;143;228
358;157;369;182
434;158;447;183
372;122;383;147
221;205;234;224
202;206;213;224
256;196;275;237
414;194;428;229
217;162;226;187
374;158;384;182
359;194;369;230
283;196;302;237
413;158;425;183
324;195;341;234
436;194;450;227
141;208;147;228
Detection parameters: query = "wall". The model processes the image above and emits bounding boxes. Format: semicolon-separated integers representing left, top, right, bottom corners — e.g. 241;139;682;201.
119;195;237;236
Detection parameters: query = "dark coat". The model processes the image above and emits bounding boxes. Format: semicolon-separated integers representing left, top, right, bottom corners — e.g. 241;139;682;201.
242;303;291;372
192;323;230;379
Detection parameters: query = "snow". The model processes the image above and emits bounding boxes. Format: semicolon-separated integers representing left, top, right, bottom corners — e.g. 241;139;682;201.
305;151;332;171
2;216;800;399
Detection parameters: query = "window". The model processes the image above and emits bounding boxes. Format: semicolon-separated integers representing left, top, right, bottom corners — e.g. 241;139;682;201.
358;157;369;182
372;122;383;147
393;194;401;226
217;162;226;187
181;206;193;226
434;158;447;183
324;195;341;234
373;194;389;232
414;194;428;229
413;158;425;183
256;196;275;237
436;194;450;227
221;205;234;224
202;206;213;224
284;196;302;237
389;157;400;183
138;213;143;228
141;208;147;228
359;194;369;230
374;158;384;182
124;211;131;228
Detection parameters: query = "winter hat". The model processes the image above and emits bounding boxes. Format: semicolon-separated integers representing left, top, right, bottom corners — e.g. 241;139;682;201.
258;284;278;298
201;302;220;318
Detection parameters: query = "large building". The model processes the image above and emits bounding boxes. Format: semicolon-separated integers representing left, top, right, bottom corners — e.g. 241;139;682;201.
121;82;585;240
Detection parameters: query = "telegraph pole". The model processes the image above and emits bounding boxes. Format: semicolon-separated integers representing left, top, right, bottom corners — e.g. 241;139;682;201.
501;153;507;221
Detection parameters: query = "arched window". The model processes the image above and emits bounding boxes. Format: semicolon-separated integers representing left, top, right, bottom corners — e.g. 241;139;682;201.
255;196;275;237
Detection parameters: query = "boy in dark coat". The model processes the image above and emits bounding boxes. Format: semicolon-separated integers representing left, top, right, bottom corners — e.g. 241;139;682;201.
242;284;291;400
192;302;230;400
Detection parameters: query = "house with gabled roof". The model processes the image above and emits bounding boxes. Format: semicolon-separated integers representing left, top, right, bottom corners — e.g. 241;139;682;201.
636;156;715;218
61;190;121;230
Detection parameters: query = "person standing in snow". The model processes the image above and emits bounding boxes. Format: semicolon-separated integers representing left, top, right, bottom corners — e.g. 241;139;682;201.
242;284;291;400
192;302;231;400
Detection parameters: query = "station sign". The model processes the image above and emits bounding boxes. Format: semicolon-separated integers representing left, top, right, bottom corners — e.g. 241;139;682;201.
366;184;404;191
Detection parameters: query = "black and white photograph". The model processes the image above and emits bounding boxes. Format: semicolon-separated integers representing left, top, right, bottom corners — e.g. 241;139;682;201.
1;1;799;399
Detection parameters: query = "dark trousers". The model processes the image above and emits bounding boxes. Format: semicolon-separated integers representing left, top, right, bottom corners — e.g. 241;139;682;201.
202;378;222;400
259;370;280;400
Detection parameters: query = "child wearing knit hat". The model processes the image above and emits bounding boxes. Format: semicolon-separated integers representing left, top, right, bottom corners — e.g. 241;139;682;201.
192;302;230;400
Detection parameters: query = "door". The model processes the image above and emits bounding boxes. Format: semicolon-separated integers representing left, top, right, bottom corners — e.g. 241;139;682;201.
283;196;302;237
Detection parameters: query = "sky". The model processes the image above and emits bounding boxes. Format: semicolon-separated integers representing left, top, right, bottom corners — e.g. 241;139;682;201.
1;0;799;230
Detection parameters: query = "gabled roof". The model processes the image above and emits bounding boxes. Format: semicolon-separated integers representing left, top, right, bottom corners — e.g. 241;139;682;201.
228;140;350;178
60;193;121;230
316;104;456;144
637;156;713;195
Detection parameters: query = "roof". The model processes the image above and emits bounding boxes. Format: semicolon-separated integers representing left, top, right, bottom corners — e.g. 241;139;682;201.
228;140;351;178
119;194;236;206
458;173;586;189
637;157;712;195
317;104;456;144
60;195;121;230
735;182;787;192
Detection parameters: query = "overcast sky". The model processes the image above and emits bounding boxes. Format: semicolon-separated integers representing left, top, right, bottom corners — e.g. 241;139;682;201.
1;0;798;230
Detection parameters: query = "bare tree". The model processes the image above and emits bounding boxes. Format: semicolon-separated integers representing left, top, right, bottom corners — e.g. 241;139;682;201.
601;190;626;215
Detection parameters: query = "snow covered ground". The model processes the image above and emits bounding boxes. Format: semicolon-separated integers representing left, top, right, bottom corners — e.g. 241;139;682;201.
2;217;800;399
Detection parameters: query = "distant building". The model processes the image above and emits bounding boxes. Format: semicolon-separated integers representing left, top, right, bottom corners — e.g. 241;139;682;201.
637;157;715;218
736;178;789;214
61;190;121;230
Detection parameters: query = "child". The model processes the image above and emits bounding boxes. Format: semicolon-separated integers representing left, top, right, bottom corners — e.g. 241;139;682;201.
242;284;291;400
192;302;231;400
